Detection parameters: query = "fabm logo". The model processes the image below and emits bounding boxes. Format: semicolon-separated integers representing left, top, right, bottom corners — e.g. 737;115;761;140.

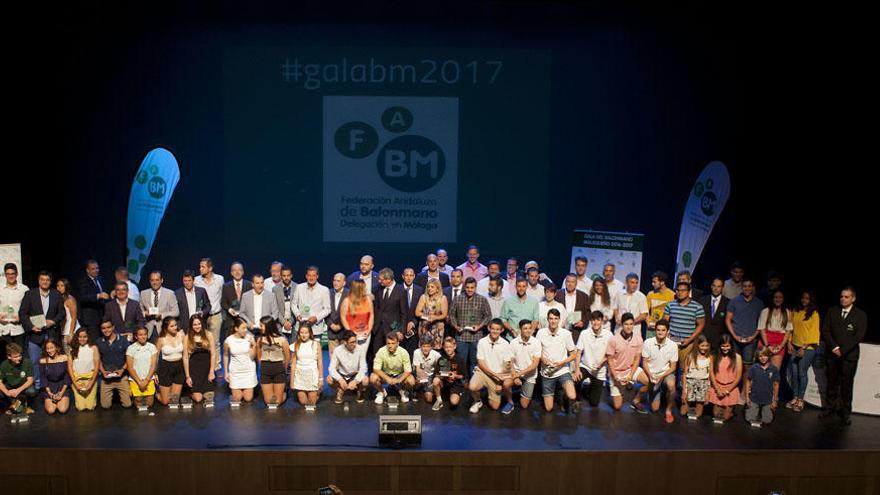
693;178;717;216
334;106;445;193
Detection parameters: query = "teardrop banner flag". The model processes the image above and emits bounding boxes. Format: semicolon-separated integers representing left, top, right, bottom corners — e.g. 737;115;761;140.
125;148;180;283
674;161;730;276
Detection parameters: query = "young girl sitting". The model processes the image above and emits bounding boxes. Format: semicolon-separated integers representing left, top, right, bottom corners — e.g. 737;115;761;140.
680;334;711;420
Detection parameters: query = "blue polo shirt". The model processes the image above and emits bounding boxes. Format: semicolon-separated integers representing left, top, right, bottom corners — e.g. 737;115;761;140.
748;363;779;405
96;333;130;377
727;295;764;338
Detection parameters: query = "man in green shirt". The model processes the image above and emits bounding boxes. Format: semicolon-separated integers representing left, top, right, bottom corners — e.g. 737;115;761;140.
500;278;539;341
370;333;415;404
0;342;37;414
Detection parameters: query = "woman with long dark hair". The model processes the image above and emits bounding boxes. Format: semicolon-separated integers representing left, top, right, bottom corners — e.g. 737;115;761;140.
257;316;290;405
55;278;79;351
156;316;186;405
224;317;257;403
290;321;322;407
758;290;792;373
588;279;613;333
183;315;215;404
40;339;70;414
707;333;742;424
787;290;820;412
67;328;99;411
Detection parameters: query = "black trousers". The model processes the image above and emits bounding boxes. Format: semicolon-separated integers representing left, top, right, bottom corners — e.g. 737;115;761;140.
825;353;859;415
577;367;604;407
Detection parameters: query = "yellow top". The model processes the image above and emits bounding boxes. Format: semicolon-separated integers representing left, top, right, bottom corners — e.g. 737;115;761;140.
647;288;676;323
791;309;820;347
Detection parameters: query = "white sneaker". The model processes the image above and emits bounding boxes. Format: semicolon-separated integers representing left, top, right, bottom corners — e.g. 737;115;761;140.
374;390;385;405
400;390;410;403
469;401;483;414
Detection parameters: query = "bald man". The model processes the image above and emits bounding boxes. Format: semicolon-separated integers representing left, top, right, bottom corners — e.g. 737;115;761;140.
345;255;379;293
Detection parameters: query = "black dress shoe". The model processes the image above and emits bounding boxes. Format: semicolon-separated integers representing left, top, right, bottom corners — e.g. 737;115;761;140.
840;414;852;426
819;408;838;419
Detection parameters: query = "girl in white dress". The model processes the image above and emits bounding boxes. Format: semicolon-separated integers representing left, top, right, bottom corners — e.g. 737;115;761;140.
224;317;257;403
56;279;80;351
290;321;322;407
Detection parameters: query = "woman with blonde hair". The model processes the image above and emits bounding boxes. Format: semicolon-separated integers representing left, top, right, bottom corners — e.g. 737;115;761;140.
415;279;448;350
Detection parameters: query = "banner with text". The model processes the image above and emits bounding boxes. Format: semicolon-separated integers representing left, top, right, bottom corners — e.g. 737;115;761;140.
674;161;730;276
569;230;644;283
323;96;458;242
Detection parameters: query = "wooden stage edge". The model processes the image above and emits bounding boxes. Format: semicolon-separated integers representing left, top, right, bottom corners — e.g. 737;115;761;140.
1;448;878;494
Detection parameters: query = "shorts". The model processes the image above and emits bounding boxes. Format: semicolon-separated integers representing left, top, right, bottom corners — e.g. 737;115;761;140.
685;376;709;402
260;361;287;384
438;376;464;396
541;372;573;397
470;369;504;402
518;380;536;400
735;339;758;364
157;360;185;387
129;379;156;397
634;368;674;401
609;368;640;397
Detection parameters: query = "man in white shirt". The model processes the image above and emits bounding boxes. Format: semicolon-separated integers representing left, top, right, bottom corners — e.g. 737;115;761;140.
115;267;140;302
293;266;331;339
603;263;625;296
536;309;579;413
509;319;541;410
485;276;506;319
524;268;545;302
475;260;502;297
723;262;745;300
194;258;224;370
239;274;278;331
263;261;284;293
0;263;28;362
574;311;612;408
326;330;368;403
632;320;678;423
468;319;514;414
574;256;592;293
614;273;649;327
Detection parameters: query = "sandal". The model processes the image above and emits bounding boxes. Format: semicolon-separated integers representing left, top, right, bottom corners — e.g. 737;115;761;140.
793;400;804;412
785;399;797;410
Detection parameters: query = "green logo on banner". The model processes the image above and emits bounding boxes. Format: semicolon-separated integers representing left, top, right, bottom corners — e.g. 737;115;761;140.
128;259;139;275
147;177;167;199
682;251;693;268
381;106;413;133
134;235;147;249
335;122;379;159
136;170;149;184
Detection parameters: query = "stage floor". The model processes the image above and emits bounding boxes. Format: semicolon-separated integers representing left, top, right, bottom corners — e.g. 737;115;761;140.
3;384;878;452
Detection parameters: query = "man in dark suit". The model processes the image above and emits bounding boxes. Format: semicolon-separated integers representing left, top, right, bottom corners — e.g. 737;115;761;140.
103;281;145;341
19;271;65;390
821;286;868;425
415;253;450;289
77;259;111;339
698;278;729;348
370;268;408;358
345;255;380;293
325;273;349;356
400;268;425;354
220;262;252;337
175;270;210;331
555;274;590;343
443;269;465;313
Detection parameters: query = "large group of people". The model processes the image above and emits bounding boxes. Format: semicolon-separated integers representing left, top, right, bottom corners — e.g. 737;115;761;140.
0;248;868;428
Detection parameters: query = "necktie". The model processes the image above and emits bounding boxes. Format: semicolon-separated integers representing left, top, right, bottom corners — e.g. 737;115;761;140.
407;287;412;306
284;286;291;300
384;288;389;301
235;282;241;299
842;310;848;319
711;298;717;318
153;290;159;307
453;288;459;300
94;278;102;293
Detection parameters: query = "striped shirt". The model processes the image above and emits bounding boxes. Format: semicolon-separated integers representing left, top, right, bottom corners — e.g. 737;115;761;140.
663;300;705;342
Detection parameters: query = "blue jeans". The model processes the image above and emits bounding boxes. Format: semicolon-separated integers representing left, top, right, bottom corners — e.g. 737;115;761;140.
456;339;478;380
789;347;817;400
27;341;43;389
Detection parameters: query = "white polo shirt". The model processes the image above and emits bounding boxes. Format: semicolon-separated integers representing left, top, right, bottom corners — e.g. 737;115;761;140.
0;283;28;337
576;327;612;380
614;290;648;319
509;335;541;383
536;327;575;378
476;335;513;375
641;337;679;377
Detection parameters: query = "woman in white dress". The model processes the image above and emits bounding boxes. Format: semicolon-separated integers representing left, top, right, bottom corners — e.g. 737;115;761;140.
223;317;257;403
56;279;80;351
290;321;322;407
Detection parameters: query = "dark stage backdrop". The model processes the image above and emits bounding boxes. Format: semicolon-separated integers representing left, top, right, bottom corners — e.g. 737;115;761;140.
7;4;873;337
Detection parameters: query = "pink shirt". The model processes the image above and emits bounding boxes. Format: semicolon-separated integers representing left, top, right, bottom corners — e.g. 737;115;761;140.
606;331;644;379
456;261;488;281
